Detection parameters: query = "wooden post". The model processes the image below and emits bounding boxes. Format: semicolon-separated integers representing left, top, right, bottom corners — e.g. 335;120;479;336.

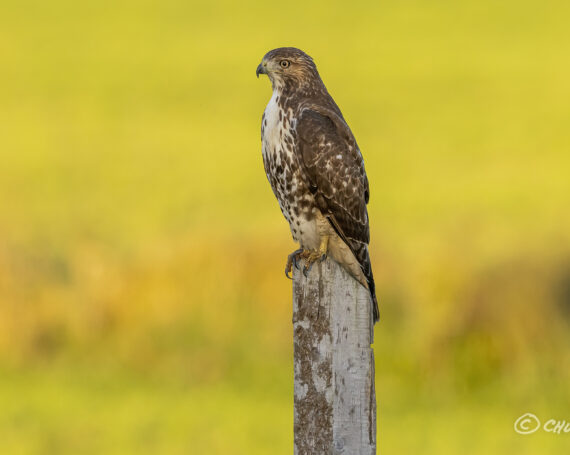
293;257;376;455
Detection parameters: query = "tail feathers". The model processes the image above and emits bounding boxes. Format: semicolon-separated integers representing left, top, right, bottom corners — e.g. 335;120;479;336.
353;242;379;323
369;277;380;323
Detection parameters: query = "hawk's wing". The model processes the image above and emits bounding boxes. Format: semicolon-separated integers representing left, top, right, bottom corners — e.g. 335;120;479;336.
295;107;370;248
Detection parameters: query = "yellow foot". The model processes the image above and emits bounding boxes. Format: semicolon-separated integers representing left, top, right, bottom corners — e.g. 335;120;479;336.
302;236;329;278
285;248;310;279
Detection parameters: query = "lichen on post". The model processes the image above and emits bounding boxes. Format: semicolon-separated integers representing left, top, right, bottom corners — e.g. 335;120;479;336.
293;257;376;455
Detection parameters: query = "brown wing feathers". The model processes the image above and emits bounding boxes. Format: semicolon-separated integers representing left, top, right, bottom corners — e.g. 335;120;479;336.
296;108;369;246
296;108;379;321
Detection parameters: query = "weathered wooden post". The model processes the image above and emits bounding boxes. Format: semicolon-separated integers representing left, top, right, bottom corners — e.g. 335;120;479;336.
293;257;376;454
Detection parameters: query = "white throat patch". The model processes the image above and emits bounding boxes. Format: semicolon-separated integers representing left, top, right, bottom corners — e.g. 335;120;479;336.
262;91;281;146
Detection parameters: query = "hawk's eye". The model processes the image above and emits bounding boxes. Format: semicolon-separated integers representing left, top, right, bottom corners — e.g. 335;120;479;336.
280;60;290;68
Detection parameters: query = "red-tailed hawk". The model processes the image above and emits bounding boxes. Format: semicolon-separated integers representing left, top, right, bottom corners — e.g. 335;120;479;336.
257;47;379;322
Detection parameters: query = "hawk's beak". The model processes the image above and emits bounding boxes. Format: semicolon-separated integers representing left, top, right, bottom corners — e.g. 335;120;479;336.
256;63;266;78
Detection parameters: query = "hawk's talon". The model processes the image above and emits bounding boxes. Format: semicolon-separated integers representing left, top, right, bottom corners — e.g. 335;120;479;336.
302;261;314;277
292;254;301;270
301;250;323;278
285;246;325;279
285;248;307;279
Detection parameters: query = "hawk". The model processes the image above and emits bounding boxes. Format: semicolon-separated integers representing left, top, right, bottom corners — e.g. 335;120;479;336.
256;47;379;322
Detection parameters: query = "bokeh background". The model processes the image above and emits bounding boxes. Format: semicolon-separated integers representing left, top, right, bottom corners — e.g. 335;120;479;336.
1;0;569;453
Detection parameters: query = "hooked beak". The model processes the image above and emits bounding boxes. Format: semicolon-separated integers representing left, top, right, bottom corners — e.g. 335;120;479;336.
256;62;266;78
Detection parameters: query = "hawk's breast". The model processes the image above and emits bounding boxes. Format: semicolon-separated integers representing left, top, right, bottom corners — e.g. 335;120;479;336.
261;92;319;249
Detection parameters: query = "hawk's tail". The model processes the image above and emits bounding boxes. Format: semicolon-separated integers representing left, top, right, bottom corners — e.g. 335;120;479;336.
326;215;379;323
354;243;379;323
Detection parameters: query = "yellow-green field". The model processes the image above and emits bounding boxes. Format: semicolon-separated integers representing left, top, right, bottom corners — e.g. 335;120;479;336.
1;1;569;453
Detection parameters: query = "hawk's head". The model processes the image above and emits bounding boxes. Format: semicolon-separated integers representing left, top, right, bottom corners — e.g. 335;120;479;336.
256;47;319;90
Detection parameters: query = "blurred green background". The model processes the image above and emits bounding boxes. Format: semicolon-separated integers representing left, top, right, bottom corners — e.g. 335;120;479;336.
1;0;569;453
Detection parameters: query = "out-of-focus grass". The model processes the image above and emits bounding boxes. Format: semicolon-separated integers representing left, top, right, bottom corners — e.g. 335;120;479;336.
0;364;567;455
1;0;570;453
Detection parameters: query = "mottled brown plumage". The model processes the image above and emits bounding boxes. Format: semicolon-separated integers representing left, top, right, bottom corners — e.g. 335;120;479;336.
257;47;379;322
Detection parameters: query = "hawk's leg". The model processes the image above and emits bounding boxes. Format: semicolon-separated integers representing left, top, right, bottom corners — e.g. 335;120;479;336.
302;235;329;277
285;248;310;279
